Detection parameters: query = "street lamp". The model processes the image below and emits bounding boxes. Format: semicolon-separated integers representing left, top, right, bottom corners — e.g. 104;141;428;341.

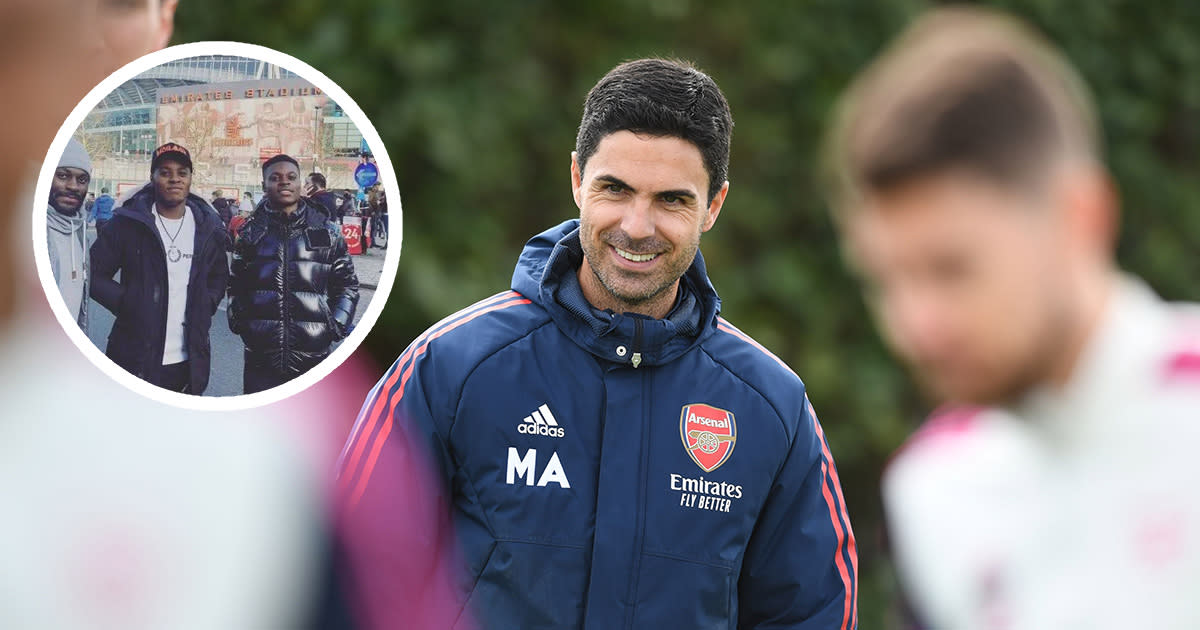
313;104;321;171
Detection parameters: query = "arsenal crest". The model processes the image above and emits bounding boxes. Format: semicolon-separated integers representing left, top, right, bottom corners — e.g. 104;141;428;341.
680;403;737;472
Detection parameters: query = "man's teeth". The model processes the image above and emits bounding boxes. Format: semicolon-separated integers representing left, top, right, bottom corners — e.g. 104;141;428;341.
616;247;656;262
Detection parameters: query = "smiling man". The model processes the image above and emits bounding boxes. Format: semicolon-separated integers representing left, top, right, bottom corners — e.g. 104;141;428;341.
228;154;359;394
338;58;857;629
46;138;93;332
90;142;229;394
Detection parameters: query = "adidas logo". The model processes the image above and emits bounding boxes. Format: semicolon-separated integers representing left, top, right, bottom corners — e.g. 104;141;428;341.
517;403;565;438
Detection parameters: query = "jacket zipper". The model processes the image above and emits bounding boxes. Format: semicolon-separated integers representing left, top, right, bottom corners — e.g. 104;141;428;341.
621;365;652;628
280;221;290;373
136;210;171;376
631;318;643;368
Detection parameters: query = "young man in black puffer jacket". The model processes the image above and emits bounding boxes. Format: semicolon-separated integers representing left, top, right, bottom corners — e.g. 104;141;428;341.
228;154;359;394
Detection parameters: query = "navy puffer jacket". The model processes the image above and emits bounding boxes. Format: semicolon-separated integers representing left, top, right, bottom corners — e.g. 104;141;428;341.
338;220;858;630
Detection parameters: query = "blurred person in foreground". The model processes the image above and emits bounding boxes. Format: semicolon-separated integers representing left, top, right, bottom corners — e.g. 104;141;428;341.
338;58;857;629
826;7;1200;629
90;142;228;394
229;154;359;394
46;138;92;333
1;2;385;628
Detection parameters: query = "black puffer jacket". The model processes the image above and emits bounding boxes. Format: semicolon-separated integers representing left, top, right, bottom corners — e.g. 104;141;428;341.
90;184;229;393
228;198;359;380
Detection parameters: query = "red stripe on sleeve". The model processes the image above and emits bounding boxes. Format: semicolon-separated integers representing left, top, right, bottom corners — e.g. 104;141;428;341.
348;296;532;507
338;291;520;492
810;399;858;629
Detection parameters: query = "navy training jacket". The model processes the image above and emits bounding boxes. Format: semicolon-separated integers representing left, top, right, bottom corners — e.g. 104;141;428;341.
338;220;857;629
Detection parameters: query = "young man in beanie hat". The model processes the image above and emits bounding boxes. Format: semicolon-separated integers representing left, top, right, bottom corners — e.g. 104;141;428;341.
228;153;359;394
46;137;93;332
90;142;229;394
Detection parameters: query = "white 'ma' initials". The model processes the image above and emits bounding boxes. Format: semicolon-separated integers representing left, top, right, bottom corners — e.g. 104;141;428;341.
505;447;571;488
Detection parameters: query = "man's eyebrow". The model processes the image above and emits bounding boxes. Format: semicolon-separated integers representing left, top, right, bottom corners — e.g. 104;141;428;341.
594;175;697;201
657;189;697;201
595;174;633;191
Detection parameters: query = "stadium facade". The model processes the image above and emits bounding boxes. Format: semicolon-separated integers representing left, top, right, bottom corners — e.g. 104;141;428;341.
77;56;367;201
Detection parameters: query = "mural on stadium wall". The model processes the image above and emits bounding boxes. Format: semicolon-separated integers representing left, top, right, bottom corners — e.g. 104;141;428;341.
155;79;359;189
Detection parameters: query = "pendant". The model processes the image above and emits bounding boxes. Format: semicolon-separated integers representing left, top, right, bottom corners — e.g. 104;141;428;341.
167;245;182;263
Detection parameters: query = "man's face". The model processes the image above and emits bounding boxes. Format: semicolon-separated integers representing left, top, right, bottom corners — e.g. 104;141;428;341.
304;176;319;195
49;167;90;214
571;131;727;313
844;171;1076;404
264;162;301;208
152;159;192;207
5;0;177;187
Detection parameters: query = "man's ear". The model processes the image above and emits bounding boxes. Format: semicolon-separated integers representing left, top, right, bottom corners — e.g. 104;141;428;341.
702;180;730;232
1059;161;1118;265
570;151;583;210
154;0;179;51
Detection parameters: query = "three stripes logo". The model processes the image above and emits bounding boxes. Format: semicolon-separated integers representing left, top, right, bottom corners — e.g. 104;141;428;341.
517;403;565;438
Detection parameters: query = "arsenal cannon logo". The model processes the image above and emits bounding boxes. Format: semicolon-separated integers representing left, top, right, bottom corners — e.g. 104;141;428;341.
680;403;737;472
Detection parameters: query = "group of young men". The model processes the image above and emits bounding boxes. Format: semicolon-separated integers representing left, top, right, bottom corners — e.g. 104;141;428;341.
46;140;360;395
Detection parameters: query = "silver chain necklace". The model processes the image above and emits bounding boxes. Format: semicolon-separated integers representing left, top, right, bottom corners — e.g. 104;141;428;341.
157;209;186;263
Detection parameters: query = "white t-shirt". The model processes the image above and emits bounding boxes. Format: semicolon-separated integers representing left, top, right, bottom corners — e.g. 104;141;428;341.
152;204;194;365
884;277;1200;629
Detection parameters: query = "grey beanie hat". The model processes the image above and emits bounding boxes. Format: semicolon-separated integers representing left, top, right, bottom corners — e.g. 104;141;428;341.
58;138;93;174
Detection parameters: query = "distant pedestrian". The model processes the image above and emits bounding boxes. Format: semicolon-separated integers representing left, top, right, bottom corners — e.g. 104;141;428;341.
210;189;234;228
304;172;340;221
90;186;115;233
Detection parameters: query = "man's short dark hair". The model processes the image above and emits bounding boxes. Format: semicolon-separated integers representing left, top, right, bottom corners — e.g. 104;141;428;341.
575;58;733;203
101;187;109;194
307;172;327;189
825;7;1097;214
262;154;300;176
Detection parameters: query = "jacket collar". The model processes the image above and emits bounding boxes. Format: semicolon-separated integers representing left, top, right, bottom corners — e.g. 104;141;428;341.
260;197;325;228
46;203;86;235
512;219;721;367
114;183;221;235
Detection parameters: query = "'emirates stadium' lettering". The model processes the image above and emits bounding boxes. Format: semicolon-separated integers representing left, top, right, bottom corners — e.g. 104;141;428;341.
670;473;742;513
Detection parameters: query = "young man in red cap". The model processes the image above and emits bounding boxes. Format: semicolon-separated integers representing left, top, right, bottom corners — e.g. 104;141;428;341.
90;142;229;394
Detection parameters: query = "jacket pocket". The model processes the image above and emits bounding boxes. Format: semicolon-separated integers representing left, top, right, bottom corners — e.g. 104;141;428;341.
459;540;589;630
632;553;735;630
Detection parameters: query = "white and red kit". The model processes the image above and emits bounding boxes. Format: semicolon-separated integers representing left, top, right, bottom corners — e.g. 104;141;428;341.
884;277;1200;629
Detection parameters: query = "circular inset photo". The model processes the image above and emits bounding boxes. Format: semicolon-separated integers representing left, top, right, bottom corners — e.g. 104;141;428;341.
34;43;401;410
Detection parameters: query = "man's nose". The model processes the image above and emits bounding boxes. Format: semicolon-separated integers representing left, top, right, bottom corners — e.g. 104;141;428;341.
886;286;951;361
620;196;656;240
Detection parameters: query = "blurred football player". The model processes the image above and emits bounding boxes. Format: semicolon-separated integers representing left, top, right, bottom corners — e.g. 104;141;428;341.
827;6;1200;629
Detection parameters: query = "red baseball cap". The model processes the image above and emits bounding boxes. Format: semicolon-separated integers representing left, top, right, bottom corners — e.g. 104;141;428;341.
151;142;193;174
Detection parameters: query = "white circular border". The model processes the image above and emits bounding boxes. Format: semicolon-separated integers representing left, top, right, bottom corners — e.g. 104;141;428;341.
32;41;403;411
